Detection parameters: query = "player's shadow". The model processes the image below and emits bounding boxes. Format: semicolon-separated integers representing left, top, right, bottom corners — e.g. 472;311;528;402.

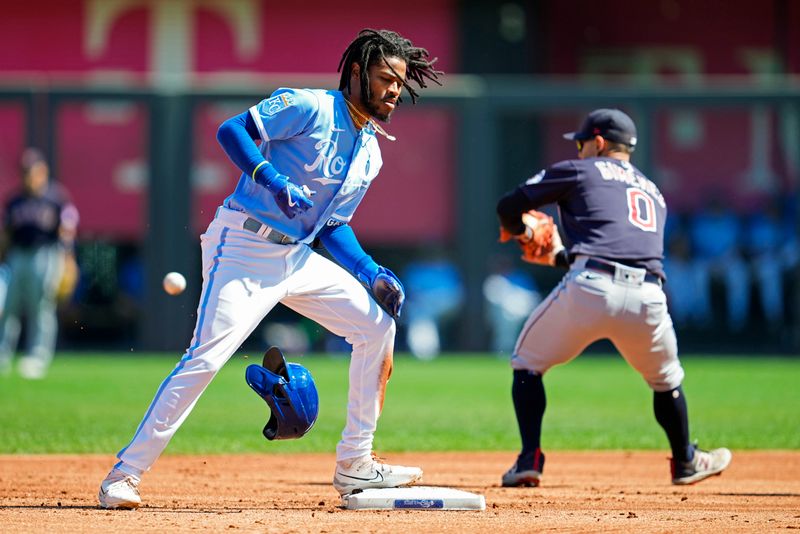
1;505;99;510
0;503;336;512
307;481;483;491
136;505;325;512
714;492;800;497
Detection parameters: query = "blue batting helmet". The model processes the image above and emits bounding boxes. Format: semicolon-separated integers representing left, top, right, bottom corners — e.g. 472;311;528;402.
245;346;319;440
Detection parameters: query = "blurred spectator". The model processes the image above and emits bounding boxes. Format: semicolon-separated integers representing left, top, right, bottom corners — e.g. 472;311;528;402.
263;322;311;355
0;263;9;317
483;256;541;354
402;251;464;360
118;252;145;305
663;231;702;328
0;148;79;379
781;192;800;269
688;195;748;331
743;195;798;331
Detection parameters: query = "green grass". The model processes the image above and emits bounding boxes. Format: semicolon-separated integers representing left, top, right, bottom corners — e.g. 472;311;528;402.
1;352;798;454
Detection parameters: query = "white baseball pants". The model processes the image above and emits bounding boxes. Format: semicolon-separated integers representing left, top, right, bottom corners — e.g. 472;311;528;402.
118;207;395;472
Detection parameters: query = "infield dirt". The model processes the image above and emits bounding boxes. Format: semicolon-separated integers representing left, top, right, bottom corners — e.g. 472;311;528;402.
1;451;798;532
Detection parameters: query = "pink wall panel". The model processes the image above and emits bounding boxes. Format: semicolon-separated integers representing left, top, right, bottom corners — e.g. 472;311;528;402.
55;102;148;240
194;1;456;74
0;105;27;206
1;1;149;73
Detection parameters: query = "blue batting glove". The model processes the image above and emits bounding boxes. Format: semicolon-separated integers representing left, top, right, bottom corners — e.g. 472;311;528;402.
273;180;315;219
253;162;315;219
370;266;405;319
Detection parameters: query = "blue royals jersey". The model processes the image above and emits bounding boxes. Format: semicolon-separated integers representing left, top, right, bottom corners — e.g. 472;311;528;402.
224;88;383;244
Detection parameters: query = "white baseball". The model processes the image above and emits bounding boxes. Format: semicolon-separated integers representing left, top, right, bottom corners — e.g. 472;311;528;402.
163;272;187;296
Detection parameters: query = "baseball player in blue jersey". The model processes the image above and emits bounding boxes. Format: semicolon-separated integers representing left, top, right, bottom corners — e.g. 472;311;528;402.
99;29;442;509
496;109;731;488
0;148;79;380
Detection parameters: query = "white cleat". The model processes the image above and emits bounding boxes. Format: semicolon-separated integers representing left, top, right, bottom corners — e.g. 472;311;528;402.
333;453;423;496
671;447;732;485
98;468;142;509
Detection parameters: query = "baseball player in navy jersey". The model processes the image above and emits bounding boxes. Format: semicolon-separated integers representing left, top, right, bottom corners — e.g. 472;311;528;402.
98;29;442;509
0;148;79;380
496;109;731;488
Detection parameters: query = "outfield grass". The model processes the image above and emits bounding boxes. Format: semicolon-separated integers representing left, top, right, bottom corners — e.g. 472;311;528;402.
1;352;798;454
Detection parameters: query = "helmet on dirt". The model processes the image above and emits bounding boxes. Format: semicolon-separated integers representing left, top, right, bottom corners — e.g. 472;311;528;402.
245;346;319;440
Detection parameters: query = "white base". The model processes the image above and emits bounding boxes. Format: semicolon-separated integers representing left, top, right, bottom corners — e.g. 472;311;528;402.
341;486;485;511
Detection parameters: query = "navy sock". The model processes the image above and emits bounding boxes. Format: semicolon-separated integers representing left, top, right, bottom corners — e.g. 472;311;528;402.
653;385;694;462
512;369;546;457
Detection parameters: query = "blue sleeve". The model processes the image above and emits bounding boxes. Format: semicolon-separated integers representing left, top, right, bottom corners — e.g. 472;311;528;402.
318;223;380;285
217;111;285;192
216;111;264;176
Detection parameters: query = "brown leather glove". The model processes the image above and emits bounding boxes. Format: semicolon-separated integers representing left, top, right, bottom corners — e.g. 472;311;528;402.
499;210;565;266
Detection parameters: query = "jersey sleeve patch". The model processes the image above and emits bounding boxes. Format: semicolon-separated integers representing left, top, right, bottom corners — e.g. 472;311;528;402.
263;92;296;117
252;88;317;142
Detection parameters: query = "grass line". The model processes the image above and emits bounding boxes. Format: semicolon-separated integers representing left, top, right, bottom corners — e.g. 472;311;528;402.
1;353;798;453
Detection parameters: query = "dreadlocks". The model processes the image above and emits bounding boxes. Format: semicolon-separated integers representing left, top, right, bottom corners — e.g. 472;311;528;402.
337;28;442;105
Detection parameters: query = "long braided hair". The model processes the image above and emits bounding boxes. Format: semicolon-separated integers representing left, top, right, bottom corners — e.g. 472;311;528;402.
337;28;442;105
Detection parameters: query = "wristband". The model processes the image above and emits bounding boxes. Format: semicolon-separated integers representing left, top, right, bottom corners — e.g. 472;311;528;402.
251;161;268;182
251;160;286;193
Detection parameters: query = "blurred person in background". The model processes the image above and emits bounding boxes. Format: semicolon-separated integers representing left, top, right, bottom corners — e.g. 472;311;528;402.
688;195;749;331
0;148;79;379
483;255;540;354
0;263;9;318
743;195;797;333
662;228;702;328
779;192;799;270
402;250;464;359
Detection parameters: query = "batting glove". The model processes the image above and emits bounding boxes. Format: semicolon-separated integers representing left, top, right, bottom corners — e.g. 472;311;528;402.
253;161;315;219
273;181;315;219
370;266;405;319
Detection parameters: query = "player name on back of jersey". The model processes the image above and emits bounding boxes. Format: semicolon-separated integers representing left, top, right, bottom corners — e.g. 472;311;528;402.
593;160;665;208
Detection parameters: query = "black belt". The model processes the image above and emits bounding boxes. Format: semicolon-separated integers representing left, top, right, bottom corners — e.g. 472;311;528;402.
242;217;296;244
584;258;662;285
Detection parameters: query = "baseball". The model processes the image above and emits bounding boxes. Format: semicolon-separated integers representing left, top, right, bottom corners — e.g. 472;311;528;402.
162;272;186;296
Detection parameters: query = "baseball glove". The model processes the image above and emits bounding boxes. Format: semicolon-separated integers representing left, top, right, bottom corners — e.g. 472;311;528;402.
499;210;564;266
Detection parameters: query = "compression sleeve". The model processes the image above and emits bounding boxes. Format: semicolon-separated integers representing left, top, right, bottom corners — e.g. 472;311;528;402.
216;111;263;174
318;223;380;286
216;111;287;193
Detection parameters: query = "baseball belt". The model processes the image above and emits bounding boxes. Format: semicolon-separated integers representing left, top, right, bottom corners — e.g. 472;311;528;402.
584;258;662;286
242;217;296;245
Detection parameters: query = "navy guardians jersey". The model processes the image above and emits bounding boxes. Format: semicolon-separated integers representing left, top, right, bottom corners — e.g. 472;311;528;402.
498;157;667;279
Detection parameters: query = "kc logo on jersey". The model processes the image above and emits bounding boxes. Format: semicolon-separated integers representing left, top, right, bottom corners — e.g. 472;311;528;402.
264;93;295;116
